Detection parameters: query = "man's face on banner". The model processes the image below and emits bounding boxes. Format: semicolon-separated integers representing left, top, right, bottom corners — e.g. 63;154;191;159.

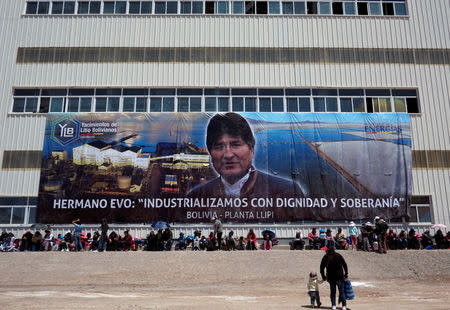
210;134;254;184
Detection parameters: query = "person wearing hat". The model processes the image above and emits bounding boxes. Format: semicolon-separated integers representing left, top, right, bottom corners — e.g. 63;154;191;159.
374;216;389;254
211;217;223;250
348;221;358;250
320;244;349;310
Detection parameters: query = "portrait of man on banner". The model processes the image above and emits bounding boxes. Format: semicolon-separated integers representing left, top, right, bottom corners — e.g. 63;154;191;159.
188;112;305;199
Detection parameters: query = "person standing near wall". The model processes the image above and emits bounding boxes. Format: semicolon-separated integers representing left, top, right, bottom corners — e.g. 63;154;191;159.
374;216;389;254
72;219;84;252
320;245;349;310
211;217;223;250
348;222;358;250
98;218;109;252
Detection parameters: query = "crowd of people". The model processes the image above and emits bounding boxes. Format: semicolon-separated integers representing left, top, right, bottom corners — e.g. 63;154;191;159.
302;217;450;253
1;217;449;252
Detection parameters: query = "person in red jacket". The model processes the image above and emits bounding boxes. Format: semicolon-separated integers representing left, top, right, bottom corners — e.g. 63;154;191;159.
246;229;257;250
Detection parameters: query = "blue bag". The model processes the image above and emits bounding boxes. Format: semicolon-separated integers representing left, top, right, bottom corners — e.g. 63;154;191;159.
345;279;355;300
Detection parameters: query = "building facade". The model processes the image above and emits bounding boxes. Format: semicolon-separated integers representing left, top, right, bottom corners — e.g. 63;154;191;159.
0;1;449;236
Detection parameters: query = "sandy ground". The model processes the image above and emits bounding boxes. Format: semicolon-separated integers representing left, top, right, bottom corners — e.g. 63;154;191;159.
0;249;449;310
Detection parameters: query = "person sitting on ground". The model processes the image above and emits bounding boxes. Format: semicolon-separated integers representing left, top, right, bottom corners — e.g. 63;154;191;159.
434;229;445;249
226;231;236;251
236;236;246;250
56;234;67;251
308;228;321;250
19;230;33;252
199;235;208;250
407;229;420;249
31;231;43;251
207;232;217;251
445;231;450;249
319;229;327;248
397;230;408;249
90;231;100;251
122;230;134;251
192;233;201;251
421;230;433;249
262;232;273;251
386;229;398;250
42;229;55;251
107;231;120;251
325;229;335;249
290;230;304;250
175;232;187;251
246;229;257;250
84;232;93;251
162;228;173;251
146;231;158;251
335;228;348;250
64;231;73;251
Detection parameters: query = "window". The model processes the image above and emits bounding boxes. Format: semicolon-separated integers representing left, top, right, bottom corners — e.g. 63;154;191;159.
409;196;432;223
332;1;343;14
233;1;244;14
103;1;127;14
26;1;50;14
382;2;394;16
318;1;331;14
68;89;94;112
282;2;294;14
150;89;176;112
78;1;101;14
95;89;121;112
357;2;368;15
11;87;419;114
12;89;40;113
0;197;37;225
129;1;152;13
123;89;148;112
343;1;355;14
369;2;382;16
181;1;204;13
268;2;280;14
155;1;178;13
412;151;450;169
338;89;365;112
205;89;230;112
2;151;42;169
51;1;76;14
306;1;317;14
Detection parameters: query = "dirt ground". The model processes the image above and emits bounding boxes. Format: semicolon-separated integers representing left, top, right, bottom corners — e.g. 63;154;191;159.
0;249;449;310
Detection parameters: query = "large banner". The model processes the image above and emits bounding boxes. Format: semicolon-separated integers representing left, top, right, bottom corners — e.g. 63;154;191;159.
37;113;411;223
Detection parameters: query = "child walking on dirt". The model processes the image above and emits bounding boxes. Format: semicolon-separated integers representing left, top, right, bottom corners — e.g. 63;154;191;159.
307;271;323;308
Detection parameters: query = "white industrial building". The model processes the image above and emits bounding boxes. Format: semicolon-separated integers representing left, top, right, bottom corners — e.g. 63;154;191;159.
0;0;449;237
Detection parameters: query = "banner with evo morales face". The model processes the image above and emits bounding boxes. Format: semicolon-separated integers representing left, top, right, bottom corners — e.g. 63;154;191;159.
37;113;411;223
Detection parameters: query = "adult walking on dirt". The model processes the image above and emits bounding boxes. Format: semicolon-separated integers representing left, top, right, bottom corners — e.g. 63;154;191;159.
212;217;223;250
320;244;349;310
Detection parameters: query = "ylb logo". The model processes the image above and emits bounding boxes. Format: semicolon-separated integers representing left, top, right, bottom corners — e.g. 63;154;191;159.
51;116;80;146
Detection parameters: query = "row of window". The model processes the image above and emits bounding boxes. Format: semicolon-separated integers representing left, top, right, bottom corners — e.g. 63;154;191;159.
17;47;449;65
412;151;450;169
25;0;408;16
11;88;419;114
0;195;431;224
0;197;37;225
